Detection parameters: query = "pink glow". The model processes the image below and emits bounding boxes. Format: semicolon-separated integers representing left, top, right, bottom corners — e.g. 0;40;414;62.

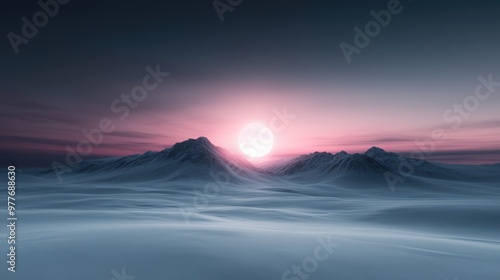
1;82;499;164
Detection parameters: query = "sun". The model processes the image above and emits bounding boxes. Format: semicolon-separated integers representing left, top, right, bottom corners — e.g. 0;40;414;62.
238;123;274;158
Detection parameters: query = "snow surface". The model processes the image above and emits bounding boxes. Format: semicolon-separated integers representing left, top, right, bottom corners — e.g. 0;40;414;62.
2;137;500;280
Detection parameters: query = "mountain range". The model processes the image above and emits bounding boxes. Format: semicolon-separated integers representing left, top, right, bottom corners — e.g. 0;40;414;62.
37;137;500;185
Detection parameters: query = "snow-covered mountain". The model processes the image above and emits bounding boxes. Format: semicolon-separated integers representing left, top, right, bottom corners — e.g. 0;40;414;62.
266;146;465;185
19;139;500;280
37;137;499;185
39;137;259;182
268;150;389;176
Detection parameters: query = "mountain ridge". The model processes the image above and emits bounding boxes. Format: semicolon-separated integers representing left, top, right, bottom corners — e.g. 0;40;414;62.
38;137;258;181
36;137;498;184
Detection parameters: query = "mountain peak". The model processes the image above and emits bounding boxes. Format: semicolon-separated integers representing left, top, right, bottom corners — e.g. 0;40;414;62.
335;150;349;156
185;136;211;145
195;136;210;143
365;146;388;156
310;151;334;157
170;136;213;149
159;137;258;178
161;136;219;161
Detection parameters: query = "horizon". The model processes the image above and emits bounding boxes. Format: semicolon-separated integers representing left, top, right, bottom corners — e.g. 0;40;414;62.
26;136;500;168
2;0;500;167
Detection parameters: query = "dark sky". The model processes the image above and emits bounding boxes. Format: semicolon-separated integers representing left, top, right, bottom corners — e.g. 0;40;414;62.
1;0;500;167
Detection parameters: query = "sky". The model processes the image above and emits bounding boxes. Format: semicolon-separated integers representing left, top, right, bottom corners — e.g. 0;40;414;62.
1;0;499;166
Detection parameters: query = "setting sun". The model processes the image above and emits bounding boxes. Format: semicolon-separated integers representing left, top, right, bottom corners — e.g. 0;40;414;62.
238;122;274;158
